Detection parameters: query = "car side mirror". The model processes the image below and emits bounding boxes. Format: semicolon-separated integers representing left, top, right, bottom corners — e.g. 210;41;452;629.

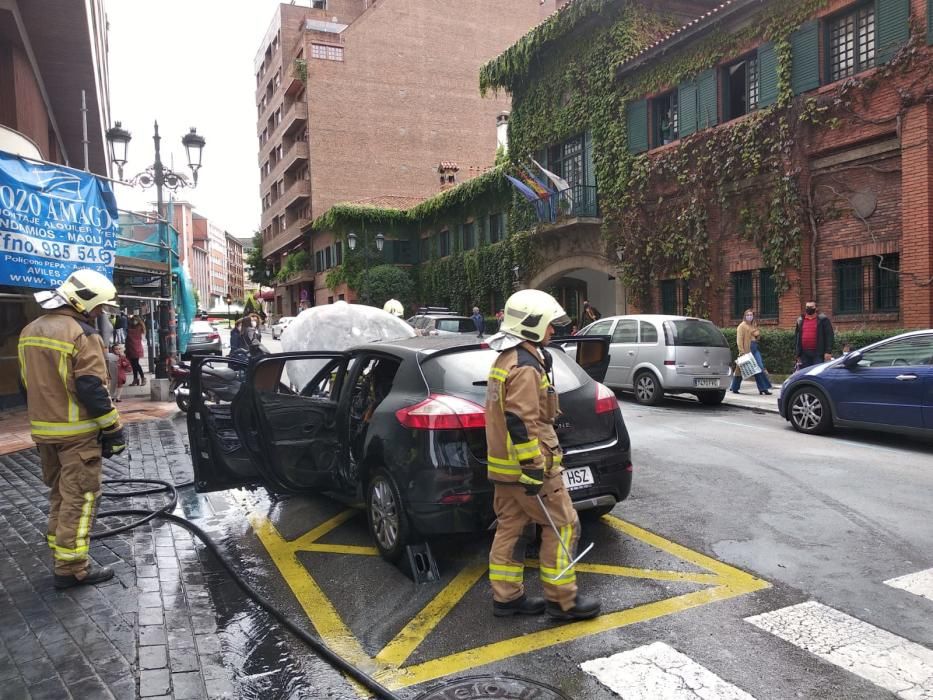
842;351;863;369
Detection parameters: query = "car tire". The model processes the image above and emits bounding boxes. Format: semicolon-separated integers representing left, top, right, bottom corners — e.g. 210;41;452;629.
788;386;833;435
696;390;726;406
366;469;411;563
633;371;662;406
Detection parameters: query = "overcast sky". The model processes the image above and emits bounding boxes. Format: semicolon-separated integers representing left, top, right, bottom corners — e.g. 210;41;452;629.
105;0;287;236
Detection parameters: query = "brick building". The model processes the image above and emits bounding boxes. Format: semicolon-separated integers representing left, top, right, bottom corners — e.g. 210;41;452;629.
225;233;244;304
254;0;564;314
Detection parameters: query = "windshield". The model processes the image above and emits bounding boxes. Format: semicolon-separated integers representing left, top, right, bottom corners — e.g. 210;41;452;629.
663;319;728;348
190;321;214;333
421;347;589;399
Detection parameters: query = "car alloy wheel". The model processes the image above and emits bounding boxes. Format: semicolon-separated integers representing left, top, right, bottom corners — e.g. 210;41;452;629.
367;469;409;562
634;371;661;406
789;387;831;434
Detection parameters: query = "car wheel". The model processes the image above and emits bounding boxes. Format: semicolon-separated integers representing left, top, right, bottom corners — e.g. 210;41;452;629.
366;469;410;563
633;371;662;406
696;390;726;406
788;386;833;435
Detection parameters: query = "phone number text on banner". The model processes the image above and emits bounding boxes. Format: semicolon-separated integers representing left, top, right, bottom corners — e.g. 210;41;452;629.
0;150;119;289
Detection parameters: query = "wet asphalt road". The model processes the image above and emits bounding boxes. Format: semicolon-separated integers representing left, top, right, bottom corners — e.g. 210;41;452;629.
192;394;933;699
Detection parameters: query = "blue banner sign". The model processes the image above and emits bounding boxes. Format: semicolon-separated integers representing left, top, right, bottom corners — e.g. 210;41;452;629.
0;150;119;288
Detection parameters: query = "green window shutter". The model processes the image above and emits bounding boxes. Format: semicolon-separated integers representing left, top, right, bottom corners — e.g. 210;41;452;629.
627;100;649;154
791;22;820;93
678;81;698;137
697;69;718;129
584;130;596;188
758;42;779;107
928;0;933;44
876;0;910;64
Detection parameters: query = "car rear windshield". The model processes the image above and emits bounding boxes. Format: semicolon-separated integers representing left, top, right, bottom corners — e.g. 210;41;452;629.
663;320;728;348
421;347;589;399
436;318;475;333
190;321;214;333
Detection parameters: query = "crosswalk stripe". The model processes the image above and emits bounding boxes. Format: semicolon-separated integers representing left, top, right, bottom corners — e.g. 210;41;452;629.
745;601;933;699
884;567;933;603
580;642;756;700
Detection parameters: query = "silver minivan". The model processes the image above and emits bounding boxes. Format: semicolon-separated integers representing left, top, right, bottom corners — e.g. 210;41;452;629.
577;314;732;405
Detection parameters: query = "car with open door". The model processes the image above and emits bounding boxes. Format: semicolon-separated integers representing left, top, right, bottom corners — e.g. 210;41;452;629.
187;336;633;563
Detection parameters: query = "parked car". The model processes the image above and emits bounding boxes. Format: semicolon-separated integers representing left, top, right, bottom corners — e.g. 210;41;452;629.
409;313;477;337
779;329;933;437
187;336;633;562
576;314;732;405
271;316;296;340
183;320;222;358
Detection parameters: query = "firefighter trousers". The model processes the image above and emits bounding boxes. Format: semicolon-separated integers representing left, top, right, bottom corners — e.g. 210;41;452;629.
37;434;103;576
489;472;580;610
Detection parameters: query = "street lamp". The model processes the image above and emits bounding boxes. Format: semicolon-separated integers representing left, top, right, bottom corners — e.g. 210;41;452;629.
107;120;206;379
224;293;233;329
346;229;385;304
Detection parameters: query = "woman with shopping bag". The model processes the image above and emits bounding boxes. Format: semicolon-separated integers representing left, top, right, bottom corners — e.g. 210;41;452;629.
730;308;773;395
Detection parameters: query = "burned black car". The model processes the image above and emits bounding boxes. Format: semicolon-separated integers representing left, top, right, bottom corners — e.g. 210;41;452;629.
188;337;633;562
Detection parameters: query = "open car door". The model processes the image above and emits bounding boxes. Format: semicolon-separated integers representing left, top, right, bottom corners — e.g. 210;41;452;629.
234;352;351;494
550;336;611;383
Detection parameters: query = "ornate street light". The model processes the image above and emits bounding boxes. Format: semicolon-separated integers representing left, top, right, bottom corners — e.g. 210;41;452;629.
105;121;131;179
346;229;385;304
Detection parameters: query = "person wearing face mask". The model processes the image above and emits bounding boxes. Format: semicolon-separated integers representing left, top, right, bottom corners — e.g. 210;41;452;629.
794;301;834;369
730;308;772;395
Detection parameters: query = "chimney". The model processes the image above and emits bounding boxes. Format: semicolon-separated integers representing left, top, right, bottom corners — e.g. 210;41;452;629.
438;161;459;191
496;112;509;154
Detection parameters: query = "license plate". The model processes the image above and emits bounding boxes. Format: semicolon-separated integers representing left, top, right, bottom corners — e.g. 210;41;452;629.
694;378;720;388
562;466;594;491
191;335;207;343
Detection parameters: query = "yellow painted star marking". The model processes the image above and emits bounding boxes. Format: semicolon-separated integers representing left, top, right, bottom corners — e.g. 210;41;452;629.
243;505;769;691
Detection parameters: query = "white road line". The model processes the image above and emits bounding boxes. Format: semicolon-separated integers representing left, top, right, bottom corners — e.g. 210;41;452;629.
885;568;933;603
746;601;933;699
710;419;773;431
580;642;756;700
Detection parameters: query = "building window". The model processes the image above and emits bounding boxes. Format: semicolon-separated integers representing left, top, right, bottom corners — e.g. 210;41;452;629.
312;0;326;8
834;258;864;313
759;268;779;319
462;222;475;251
829;3;875;81
724;54;759;120
652;91;679;146
488;213;503;243
335;241;343;266
547;135;584;188
312;43;344;62
660;279;688;315
874;254;899;311
420;237;430;261
438;230;450;257
315;250;324;272
731;271;754;318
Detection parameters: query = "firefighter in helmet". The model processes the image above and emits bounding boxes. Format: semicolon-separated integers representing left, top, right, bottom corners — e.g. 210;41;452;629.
382;298;404;318
484;289;600;619
18;269;125;588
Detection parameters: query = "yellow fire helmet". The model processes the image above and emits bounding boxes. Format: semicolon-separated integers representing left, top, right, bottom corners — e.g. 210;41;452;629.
55;269;119;315
497;289;570;343
382;298;404;317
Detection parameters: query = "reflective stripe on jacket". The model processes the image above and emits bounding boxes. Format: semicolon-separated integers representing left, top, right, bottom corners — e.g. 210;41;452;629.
19;308;121;443
484;341;562;484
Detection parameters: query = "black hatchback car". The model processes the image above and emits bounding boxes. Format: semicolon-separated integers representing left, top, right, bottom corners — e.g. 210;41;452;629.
187;336;633;562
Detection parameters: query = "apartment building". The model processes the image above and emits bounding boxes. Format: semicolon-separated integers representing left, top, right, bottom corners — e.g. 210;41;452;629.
208;220;227;308
226;233;245;304
254;0;562;313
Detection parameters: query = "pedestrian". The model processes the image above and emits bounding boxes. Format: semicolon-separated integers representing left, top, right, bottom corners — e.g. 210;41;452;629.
471;306;485;338
582;300;601;324
794;300;834;369
126;315;146;386
18;269;125;588
729;308;772;395
484;289;600;621
112;344;132;402
242;314;263;355
229;318;243;354
113;310;127;345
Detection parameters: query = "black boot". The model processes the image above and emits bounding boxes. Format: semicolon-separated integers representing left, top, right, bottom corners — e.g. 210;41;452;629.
54;564;114;589
493;595;546;617
546;595;601;620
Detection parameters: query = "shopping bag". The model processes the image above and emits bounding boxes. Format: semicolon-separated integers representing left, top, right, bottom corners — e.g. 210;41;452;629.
736;352;762;378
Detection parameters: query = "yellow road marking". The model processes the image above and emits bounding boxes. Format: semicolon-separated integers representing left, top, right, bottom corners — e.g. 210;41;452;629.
243;505;770;692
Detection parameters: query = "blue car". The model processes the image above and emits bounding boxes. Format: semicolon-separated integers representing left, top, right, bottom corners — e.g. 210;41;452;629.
778;330;933;437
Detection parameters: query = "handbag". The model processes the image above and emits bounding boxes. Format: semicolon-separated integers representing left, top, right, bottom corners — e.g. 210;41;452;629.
736;352;762;378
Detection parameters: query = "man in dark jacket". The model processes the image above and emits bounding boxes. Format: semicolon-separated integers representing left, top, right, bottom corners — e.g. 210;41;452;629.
794;301;834;369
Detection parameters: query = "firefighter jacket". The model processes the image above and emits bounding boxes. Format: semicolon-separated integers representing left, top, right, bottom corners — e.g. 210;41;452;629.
485;341;562;484
18;308;122;443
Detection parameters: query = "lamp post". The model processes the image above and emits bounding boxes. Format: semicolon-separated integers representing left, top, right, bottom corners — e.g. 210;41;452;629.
224;293;233;329
346;229;385;304
106;120;206;379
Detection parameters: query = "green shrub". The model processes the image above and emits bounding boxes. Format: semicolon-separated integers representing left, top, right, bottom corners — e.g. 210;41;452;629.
720;326;910;375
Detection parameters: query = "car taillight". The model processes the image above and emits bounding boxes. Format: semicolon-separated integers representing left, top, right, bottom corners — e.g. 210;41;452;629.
396;393;486;430
595;382;618;414
440;493;473;504
207;333;220;341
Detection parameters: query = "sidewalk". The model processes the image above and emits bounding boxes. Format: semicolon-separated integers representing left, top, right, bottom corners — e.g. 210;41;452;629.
721;383;782;414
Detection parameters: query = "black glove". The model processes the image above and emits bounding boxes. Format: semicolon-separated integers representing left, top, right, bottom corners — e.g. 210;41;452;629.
101;426;126;458
518;466;544;496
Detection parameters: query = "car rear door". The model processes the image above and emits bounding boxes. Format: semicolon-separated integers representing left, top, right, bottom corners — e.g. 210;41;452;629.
664;319;731;388
551;335;611;383
237;352;352;492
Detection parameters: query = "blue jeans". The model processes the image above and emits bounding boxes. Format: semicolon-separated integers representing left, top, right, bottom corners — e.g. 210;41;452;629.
730;341;772;392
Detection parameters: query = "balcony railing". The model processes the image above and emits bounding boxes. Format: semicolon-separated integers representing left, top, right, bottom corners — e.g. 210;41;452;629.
542;184;599;222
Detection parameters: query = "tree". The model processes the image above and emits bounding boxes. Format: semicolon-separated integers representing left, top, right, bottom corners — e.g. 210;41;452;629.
361;265;414;308
246;231;272;286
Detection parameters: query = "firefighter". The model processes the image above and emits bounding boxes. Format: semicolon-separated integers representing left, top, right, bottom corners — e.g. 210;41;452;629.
382;298;404;318
19;269;126;589
485;289;600;620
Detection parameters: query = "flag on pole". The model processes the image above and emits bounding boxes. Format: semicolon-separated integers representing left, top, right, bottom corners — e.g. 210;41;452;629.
506;174;548;222
531;157;574;216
